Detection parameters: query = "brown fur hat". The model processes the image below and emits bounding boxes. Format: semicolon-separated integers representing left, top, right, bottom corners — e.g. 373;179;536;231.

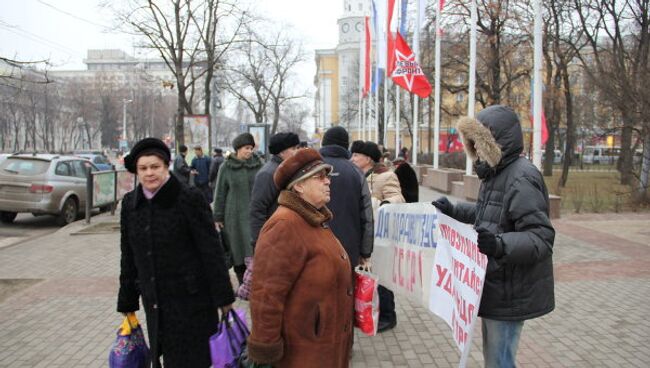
456;116;502;168
273;148;333;190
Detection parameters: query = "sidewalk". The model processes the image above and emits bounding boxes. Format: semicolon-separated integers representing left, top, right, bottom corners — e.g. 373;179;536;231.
0;187;648;367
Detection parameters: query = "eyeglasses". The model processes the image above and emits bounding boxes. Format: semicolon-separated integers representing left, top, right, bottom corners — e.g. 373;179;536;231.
310;170;332;181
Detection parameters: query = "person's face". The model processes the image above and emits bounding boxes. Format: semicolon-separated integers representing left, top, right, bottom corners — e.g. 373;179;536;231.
136;155;169;192
294;169;331;209
279;146;299;160
351;153;372;172
194;148;203;157
237;145;254;160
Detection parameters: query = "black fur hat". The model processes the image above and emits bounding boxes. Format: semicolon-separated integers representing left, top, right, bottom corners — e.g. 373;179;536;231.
350;140;382;163
124;137;171;173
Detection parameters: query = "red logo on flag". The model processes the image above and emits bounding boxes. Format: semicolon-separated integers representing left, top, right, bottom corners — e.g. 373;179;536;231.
391;32;432;98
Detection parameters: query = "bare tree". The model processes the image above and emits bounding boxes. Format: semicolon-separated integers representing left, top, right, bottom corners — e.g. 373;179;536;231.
221;31;274;125
263;28;307;135
572;0;649;192
110;0;251;147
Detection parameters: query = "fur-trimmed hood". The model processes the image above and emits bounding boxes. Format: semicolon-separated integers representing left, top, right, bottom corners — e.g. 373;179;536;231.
456;105;524;169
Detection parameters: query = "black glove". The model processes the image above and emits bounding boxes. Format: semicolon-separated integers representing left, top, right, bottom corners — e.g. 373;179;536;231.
431;197;453;216
476;228;498;256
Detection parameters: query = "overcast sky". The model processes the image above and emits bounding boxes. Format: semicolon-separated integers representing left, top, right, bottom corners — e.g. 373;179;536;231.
0;0;341;91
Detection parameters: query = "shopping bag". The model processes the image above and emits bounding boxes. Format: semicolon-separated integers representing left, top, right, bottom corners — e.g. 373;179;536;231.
108;314;150;368
210;308;250;368
237;257;254;300
354;266;380;336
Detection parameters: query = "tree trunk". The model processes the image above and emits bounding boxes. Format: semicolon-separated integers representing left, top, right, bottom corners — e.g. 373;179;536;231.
637;132;650;202
272;102;280;135
618;114;634;185
559;66;575;188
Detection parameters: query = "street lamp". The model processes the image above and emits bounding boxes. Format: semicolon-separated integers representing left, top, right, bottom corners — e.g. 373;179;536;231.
122;99;133;150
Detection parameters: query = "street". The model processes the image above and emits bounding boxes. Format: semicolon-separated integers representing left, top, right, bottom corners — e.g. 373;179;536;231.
0;214;61;250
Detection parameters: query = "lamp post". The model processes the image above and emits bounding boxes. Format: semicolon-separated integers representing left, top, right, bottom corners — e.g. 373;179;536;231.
122;99;133;150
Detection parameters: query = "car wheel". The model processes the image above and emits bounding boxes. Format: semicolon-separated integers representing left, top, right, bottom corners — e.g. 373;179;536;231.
0;211;17;224
99;205;112;213
58;198;78;226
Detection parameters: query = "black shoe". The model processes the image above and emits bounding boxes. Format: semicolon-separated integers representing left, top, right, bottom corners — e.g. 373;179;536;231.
377;317;397;333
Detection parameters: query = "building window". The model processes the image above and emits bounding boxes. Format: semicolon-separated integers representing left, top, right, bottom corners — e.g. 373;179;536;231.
358;3;362;11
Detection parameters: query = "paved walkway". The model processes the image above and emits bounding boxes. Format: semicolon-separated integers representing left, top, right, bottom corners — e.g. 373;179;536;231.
0;186;648;367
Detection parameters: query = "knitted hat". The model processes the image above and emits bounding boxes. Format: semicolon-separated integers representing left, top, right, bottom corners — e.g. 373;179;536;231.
322;126;349;149
232;133;256;151
269;132;300;155
273;148;333;190
124;137;171;174
350;140;382;163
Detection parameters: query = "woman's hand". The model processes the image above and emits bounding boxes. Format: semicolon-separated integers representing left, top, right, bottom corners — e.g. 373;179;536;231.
215;222;224;230
219;304;233;318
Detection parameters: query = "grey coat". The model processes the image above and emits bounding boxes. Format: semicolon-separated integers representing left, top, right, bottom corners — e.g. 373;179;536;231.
452;106;555;321
249;155;282;247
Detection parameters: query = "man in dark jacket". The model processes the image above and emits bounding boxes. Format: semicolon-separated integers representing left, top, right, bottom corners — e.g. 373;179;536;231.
191;146;213;203
432;105;555;368
319;126;373;268
208;148;224;190
249;132;300;248
172;145;190;184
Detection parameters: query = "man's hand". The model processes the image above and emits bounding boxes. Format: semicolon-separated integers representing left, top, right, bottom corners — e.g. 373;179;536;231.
215;222;224;230
476;228;498;256
359;257;372;271
431;197;453;216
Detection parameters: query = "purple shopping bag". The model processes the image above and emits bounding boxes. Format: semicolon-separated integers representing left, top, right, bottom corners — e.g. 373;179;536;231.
108;316;150;368
210;308;250;368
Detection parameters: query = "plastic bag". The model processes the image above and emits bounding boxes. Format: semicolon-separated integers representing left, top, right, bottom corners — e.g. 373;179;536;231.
210;309;250;368
108;314;150;368
354;266;380;336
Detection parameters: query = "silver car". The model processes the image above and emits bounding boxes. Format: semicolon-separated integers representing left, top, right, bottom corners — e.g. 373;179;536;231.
0;154;98;225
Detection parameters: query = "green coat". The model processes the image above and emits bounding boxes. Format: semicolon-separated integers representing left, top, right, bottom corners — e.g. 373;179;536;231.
213;154;262;266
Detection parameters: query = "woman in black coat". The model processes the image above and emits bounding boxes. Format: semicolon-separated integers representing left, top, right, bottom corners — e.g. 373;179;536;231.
117;138;235;368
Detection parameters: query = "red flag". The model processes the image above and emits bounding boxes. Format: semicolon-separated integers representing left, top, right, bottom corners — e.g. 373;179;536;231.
390;32;432;98
541;110;549;145
363;16;371;97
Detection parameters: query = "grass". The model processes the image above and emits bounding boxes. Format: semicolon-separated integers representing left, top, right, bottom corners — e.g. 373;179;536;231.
543;170;647;213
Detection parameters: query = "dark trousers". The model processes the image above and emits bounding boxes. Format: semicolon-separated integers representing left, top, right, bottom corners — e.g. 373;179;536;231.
234;264;246;285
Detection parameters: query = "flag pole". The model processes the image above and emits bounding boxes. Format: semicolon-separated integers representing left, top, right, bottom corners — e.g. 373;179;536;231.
383;0;390;146
433;0;442;169
359;34;364;141
533;0;543;169
395;1;401;155
412;0;421;166
466;0;477;175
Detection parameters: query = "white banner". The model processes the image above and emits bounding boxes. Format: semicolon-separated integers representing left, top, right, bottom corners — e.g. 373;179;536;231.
429;213;487;367
372;203;487;367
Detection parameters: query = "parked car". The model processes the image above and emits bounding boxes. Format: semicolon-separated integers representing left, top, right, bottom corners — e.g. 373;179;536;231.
582;146;620;165
73;152;113;171
0;153;98;225
542;149;563;164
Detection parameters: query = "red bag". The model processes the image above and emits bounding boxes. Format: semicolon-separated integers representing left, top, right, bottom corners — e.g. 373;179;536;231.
354;267;379;336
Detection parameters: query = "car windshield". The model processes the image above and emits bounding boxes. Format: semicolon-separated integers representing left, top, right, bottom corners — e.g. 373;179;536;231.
0;158;50;176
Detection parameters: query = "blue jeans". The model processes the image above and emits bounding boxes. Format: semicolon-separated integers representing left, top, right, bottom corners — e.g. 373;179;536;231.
482;318;524;368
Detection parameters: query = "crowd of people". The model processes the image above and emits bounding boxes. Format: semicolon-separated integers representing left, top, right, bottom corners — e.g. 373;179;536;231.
117;104;555;368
